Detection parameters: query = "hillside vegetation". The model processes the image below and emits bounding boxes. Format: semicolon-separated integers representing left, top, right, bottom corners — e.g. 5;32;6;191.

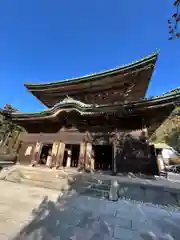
150;107;180;151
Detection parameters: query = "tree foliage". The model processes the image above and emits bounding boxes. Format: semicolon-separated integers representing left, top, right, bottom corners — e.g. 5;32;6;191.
2;104;18;134
150;106;180;151
168;0;180;40
0;104;22;153
165;127;180;151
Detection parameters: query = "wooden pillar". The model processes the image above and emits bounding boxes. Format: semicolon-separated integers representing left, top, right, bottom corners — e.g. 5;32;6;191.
90;148;95;171
56;142;65;168
51;141;59;167
78;141;86;169
31;141;42;166
85;142;92;170
113;143;117;175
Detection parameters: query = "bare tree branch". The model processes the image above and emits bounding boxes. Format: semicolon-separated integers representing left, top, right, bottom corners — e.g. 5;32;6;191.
168;0;180;40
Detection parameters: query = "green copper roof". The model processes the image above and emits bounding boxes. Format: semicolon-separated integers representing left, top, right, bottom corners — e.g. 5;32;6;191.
142;88;180;102
6;87;180;120
24;50;159;89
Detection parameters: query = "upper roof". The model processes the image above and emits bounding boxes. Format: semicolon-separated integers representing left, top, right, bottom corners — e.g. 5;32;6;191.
24;51;159;107
25;51;159;88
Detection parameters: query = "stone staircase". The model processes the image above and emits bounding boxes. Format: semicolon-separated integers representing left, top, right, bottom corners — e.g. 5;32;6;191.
70;174;110;198
1;165;180;206
0;166;111;198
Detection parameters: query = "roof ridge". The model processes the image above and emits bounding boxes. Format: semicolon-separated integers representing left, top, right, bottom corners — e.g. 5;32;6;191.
24;50;159;88
158;87;180;97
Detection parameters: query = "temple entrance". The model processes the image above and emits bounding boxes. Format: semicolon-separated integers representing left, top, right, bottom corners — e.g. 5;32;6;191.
71;144;80;167
39;144;53;165
62;146;68;167
62;144;80;168
93;145;113;171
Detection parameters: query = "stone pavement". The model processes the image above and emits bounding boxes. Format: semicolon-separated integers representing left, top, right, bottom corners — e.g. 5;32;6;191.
2;165;180;207
0;181;180;240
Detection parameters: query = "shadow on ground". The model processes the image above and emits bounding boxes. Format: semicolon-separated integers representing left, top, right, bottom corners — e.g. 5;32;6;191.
70;171;180;207
13;194;78;239
12;174;111;240
11;172;180;240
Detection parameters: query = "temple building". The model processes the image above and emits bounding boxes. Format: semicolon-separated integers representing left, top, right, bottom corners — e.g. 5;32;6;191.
2;51;180;175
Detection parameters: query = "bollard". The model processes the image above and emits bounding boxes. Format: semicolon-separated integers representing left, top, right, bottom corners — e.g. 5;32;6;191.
109;179;119;201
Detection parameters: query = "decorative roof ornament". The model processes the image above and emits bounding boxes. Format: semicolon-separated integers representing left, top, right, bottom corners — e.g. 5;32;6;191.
56;96;97;108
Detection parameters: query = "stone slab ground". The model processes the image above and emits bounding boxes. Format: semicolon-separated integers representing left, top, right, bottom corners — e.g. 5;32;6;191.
1;165;180;207
0;181;180;239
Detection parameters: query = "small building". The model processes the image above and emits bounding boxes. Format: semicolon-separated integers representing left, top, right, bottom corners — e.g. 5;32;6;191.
2;51;180;175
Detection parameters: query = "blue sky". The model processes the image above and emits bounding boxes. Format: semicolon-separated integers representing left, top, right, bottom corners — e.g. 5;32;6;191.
0;0;179;112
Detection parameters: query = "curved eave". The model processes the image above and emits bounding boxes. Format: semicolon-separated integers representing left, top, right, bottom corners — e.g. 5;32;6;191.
8;89;180;122
24;51;159;91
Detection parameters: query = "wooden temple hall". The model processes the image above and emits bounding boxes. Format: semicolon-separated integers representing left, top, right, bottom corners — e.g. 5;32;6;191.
4;51;180;175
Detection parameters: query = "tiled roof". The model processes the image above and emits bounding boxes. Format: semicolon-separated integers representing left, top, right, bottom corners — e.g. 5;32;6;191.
24;50;159;89
3;87;179;120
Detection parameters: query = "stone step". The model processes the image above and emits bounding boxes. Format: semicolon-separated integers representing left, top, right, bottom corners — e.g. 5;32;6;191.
19;169;66;177
82;182;110;191
22;173;67;182
4;166;111;183
2;167;110;197
15;169;76;182
74;186;109;199
5;174;109;198
69;176;111;192
16;178;70;191
81;177;111;185
5;166;180;206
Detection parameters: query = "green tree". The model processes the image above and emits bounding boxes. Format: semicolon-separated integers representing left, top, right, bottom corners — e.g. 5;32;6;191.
0;104;22;153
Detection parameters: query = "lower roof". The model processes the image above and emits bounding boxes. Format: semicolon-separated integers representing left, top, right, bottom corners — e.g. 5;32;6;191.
2;88;180;123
